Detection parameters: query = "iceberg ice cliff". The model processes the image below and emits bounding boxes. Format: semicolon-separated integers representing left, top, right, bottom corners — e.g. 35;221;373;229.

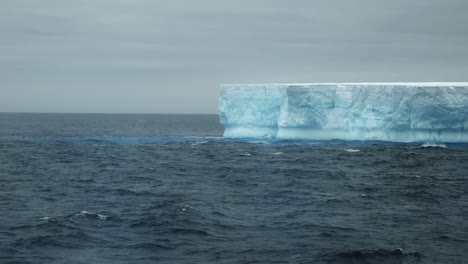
219;83;468;142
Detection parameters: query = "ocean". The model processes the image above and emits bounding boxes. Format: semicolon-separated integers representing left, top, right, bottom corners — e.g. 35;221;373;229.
0;113;467;264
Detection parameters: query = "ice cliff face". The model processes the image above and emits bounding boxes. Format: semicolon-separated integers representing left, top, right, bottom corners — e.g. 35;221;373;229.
219;83;468;142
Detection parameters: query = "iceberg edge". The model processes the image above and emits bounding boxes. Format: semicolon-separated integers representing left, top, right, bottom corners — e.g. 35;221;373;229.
219;83;468;143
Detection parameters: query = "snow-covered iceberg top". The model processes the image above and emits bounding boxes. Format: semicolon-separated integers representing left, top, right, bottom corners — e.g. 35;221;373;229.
219;83;468;142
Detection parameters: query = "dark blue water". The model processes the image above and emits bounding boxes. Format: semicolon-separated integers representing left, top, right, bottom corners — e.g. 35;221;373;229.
1;113;467;264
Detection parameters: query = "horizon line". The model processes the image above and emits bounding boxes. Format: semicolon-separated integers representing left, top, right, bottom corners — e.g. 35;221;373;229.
0;111;219;115
220;82;468;86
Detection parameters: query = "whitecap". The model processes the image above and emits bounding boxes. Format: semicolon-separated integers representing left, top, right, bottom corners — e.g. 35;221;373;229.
73;210;108;220
97;214;108;220
191;141;208;146
420;142;447;148
76;210;89;217
249;141;271;144
180;205;191;212
344;149;360;153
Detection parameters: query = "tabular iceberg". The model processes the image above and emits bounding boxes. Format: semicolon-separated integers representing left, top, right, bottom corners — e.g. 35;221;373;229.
219;83;468;142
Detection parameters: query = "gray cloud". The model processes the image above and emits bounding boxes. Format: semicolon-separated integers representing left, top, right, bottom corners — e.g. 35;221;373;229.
1;0;468;113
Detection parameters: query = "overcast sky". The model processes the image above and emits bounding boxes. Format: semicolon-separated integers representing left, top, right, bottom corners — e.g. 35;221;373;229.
1;0;467;114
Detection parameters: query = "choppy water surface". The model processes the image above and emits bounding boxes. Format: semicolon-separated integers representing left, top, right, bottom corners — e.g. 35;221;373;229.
0;113;467;264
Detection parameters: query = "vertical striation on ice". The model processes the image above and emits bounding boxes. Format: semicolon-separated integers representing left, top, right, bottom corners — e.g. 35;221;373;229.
219;83;468;142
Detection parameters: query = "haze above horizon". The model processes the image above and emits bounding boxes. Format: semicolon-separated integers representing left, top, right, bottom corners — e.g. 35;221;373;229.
2;0;468;114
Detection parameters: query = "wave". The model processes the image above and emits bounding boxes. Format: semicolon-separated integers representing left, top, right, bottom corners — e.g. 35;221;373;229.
318;248;422;264
0;135;223;144
127;242;174;251
1;135;468;150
